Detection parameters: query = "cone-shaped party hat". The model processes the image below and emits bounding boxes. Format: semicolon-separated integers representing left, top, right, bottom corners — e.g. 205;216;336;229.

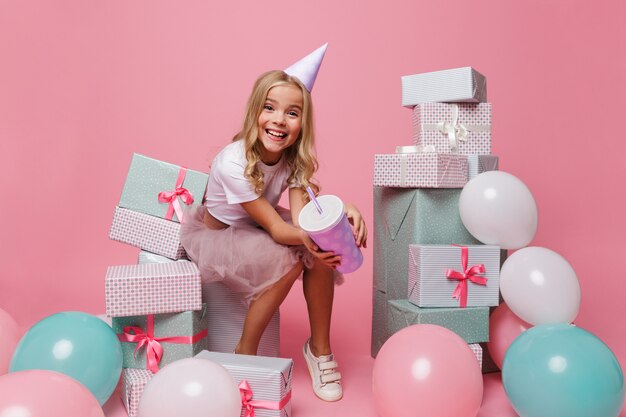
284;43;328;92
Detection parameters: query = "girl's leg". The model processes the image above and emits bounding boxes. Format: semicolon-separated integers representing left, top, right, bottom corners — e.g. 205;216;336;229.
303;259;335;356
236;261;304;355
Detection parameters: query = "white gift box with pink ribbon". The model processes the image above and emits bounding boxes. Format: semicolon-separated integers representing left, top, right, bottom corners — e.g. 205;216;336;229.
195;350;293;417
407;244;501;308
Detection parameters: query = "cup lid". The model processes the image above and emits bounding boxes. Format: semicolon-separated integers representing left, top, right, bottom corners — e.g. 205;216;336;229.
298;195;344;233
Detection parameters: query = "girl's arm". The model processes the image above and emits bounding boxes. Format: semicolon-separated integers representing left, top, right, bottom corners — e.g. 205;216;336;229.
241;197;306;246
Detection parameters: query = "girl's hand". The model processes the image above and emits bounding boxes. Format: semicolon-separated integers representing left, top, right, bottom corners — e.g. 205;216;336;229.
344;202;368;248
299;229;342;269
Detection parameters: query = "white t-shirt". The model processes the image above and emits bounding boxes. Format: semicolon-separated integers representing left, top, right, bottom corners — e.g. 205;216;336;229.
203;140;297;225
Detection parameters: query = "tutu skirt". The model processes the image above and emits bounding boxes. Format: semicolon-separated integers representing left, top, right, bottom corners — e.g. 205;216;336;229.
180;205;343;305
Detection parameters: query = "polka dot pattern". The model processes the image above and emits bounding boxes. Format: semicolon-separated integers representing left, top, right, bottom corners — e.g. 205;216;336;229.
373;153;468;188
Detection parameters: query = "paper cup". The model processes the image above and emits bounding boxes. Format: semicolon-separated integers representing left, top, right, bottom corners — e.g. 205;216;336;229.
298;195;363;274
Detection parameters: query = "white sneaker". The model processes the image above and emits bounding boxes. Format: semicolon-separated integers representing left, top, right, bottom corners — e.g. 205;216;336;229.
302;339;343;401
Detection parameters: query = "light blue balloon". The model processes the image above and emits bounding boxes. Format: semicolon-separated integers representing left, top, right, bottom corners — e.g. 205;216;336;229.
502;324;624;417
9;311;122;405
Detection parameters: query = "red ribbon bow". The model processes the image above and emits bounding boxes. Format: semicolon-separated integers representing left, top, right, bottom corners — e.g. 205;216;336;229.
445;246;487;308
118;314;208;373
239;380;291;417
157;167;194;222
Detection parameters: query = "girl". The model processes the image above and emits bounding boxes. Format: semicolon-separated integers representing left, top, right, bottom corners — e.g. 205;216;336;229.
181;45;367;402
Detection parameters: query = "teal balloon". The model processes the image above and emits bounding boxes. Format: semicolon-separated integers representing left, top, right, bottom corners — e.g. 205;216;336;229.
502;324;624;417
9;312;122;405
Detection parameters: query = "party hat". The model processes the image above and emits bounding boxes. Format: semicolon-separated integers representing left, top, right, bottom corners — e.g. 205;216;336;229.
284;43;328;92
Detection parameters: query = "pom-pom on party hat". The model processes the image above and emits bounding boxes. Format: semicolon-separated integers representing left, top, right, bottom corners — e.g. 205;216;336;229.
284;43;328;92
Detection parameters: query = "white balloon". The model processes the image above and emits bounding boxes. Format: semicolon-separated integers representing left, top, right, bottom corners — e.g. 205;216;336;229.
500;247;581;325
459;171;538;250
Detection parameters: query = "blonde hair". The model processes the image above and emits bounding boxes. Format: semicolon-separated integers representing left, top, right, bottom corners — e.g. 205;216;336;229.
233;70;320;199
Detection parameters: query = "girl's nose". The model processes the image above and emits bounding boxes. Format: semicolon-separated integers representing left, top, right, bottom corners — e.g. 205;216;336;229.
273;113;286;125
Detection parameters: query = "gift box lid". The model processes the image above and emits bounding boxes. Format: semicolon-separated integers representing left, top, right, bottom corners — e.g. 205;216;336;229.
401;66;487;107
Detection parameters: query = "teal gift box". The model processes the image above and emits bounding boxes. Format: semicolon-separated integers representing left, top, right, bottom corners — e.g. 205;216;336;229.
118;153;209;223
113;304;209;372
387;299;489;344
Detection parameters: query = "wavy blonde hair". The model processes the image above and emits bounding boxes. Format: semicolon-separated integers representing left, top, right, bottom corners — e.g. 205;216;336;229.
233;70;320;199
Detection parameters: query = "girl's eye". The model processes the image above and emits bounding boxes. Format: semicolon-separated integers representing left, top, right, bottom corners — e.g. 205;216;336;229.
264;104;273;111
288;111;300;117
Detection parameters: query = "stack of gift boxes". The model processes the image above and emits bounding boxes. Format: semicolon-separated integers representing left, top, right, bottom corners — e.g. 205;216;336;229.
106;154;291;417
371;67;503;371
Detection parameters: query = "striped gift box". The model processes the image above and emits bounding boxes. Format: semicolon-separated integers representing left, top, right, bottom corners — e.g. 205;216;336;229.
105;261;202;317
195;351;293;417
373;152;468;188
407;244;501;308
401;66;487;107
467;155;499;180
120;368;153;417
109;206;187;260
412;103;492;155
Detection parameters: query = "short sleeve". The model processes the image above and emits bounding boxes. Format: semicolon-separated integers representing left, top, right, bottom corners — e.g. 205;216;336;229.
212;158;259;204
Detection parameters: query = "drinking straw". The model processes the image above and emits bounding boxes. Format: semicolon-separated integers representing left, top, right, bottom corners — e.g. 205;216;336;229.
306;186;323;215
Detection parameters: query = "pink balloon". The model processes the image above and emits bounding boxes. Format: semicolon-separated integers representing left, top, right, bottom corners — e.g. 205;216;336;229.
0;370;104;417
487;303;532;369
476;373;519;417
0;308;20;375
373;324;483;417
138;358;241;417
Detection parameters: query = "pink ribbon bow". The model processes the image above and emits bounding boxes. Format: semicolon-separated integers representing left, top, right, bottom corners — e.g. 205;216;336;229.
118;314;208;373
157;167;194;222
445;246;487;308
239;380;292;417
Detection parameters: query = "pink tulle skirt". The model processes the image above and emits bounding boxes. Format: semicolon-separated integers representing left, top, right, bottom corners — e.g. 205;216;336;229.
180;205;343;305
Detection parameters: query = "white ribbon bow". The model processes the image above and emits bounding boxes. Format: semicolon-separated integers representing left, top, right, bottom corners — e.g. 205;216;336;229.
423;104;491;152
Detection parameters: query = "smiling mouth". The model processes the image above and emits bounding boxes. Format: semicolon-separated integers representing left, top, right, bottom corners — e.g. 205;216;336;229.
266;129;287;139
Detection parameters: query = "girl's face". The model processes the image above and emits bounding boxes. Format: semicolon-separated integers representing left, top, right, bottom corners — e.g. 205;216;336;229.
257;84;303;165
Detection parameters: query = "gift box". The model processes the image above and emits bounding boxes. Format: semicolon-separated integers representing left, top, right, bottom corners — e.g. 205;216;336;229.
105;261;202;317
407;244;501;308
467;155;499;180
138;250;281;357
371;288;389;357
109;206;187;260
469;343;483;368
373;151;468;188
195;351;293;417
387;299;489;343
412;103;492;155
401;66;487;107
120;368;153;417
118;153;209;223
113;304;209;372
479;342;500;373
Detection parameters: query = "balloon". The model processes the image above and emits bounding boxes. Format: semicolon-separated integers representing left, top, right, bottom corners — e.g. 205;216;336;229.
500;247;580;325
138;357;241;417
0;307;20;375
0;369;104;417
477;373;519;417
503;324;625;417
487;303;532;369
10;311;122;405
459;171;538;250
372;324;483;417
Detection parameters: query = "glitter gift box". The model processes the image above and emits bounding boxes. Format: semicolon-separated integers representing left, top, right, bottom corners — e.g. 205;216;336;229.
467;155;499;180
113;304;209;372
412;103;492;155
195;351;293;417
120;368;153;417
138;250;281;357
387;299;489;344
109;206;187;260
118;153;209;223
105;261;202;317
407;244;501;308
373;152;468;188
401;66;487;107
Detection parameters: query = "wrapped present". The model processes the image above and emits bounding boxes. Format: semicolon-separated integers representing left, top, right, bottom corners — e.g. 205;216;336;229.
373;146;468;188
401;66;487;107
407;244;501;308
373;186;480;299
467;155;499;180
118;153;209;223
412;103;492;155
371;288;388;357
195;351;293;417
387;299;489;343
120;368;153;417
105;261;202;317
113;305;209;372
109;206;187;260
479;342;500;373
138;250;281;357
469;343;483;368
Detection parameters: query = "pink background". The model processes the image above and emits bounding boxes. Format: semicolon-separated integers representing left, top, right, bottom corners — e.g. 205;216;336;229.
1;0;625;415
